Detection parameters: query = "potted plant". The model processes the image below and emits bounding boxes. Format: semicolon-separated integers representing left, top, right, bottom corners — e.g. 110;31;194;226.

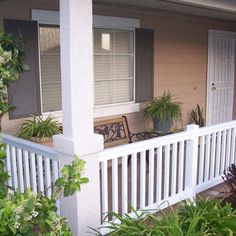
16;115;61;144
191;104;205;127
144;91;182;132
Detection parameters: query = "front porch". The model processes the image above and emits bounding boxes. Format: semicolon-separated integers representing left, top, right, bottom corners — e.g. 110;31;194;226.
1;0;236;235
3;119;236;234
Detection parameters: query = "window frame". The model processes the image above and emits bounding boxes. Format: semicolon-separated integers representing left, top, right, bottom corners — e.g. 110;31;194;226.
32;10;140;118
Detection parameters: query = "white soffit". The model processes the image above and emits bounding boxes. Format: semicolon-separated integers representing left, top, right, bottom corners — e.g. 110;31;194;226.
94;0;236;21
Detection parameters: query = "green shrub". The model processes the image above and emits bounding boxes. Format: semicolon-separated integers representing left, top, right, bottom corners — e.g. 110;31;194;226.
17;115;61;141
0;31;29;131
97;198;236;236
0;153;88;235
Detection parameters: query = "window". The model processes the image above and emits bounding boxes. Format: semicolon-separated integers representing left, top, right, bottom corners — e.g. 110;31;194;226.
39;27;135;112
39;26;61;112
34;10;141;116
94;29;134;106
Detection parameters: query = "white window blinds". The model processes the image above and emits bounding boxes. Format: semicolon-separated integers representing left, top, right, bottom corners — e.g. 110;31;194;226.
94;29;134;106
40;26;62;112
39;27;134;113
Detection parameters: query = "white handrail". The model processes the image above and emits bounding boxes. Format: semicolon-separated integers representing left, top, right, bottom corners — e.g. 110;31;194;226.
2;133;58;161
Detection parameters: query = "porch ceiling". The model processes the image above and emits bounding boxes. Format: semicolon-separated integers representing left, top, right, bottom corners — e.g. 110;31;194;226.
94;0;236;21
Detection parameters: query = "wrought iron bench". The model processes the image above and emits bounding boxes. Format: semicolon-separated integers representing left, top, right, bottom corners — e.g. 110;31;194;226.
94;115;158;148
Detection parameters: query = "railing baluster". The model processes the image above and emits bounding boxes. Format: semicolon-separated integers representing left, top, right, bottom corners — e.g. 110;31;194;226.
164;144;170;199
230;128;236;165
6;145;12;187
23;150;30;188
156;146;162;202
131;154;137;210
171;143;177;196
45;158;52;197
11;146;18;189
221;130;227;173
148;148;154;205
215;131;222;177
101;161;108;220
199;136;205;184
140;151;146;208
122;155;128;215
52;160;59;184
210;133;216;180
37;155;44;194
112;157;118;216
17;148;24;192
30;153;37;193
204;134;210;182
226;129;232;169
178;141;184;193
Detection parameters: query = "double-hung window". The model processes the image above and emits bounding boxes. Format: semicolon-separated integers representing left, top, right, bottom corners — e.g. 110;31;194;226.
33;11;141;117
94;28;134;106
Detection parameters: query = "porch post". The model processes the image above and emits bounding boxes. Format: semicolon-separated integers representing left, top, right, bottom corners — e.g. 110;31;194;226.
186;124;199;200
53;0;103;235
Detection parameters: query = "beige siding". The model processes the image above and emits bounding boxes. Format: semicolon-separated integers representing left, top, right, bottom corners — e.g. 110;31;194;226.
0;0;236;135
94;3;236;131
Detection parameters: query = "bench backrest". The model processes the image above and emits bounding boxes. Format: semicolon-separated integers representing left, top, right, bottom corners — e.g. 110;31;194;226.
94;116;131;148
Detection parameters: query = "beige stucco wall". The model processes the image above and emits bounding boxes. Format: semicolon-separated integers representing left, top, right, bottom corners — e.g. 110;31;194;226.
0;0;236;135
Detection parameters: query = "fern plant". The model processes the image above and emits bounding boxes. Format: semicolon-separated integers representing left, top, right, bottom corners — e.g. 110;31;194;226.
144;91;182;123
17;115;61;142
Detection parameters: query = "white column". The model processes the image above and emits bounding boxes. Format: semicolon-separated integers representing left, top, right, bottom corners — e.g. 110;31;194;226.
185;124;199;200
53;0;103;235
54;0;103;156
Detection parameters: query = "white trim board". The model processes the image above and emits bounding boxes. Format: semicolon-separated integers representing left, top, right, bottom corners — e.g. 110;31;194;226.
32;9;140;29
32;9;60;25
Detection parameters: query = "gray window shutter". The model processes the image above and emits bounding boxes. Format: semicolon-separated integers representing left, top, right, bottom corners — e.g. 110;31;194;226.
4;19;41;119
135;28;154;102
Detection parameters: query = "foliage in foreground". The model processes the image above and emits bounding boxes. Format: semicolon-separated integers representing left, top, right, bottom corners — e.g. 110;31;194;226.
0;31;29;131
222;164;236;208
0;153;88;236
97;198;236;236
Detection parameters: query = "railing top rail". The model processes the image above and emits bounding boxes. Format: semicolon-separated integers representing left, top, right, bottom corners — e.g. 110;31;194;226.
2;133;58;161
198;120;236;136
99;130;191;161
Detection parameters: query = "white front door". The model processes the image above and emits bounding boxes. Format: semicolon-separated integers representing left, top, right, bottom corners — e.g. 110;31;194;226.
206;30;235;126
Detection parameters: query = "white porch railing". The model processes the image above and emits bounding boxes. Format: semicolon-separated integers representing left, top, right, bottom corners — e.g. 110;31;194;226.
99;121;236;228
2;134;59;198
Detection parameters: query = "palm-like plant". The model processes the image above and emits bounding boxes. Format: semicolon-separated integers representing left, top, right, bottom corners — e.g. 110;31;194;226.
17;115;61;142
144;91;182;123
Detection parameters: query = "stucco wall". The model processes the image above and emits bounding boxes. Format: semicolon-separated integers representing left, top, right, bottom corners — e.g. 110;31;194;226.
0;0;235;135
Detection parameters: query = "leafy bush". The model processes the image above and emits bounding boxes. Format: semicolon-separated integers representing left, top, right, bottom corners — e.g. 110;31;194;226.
0;31;29;131
97;199;236;236
17;115;61;141
222;164;236;209
0;153;88;235
223;164;236;195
